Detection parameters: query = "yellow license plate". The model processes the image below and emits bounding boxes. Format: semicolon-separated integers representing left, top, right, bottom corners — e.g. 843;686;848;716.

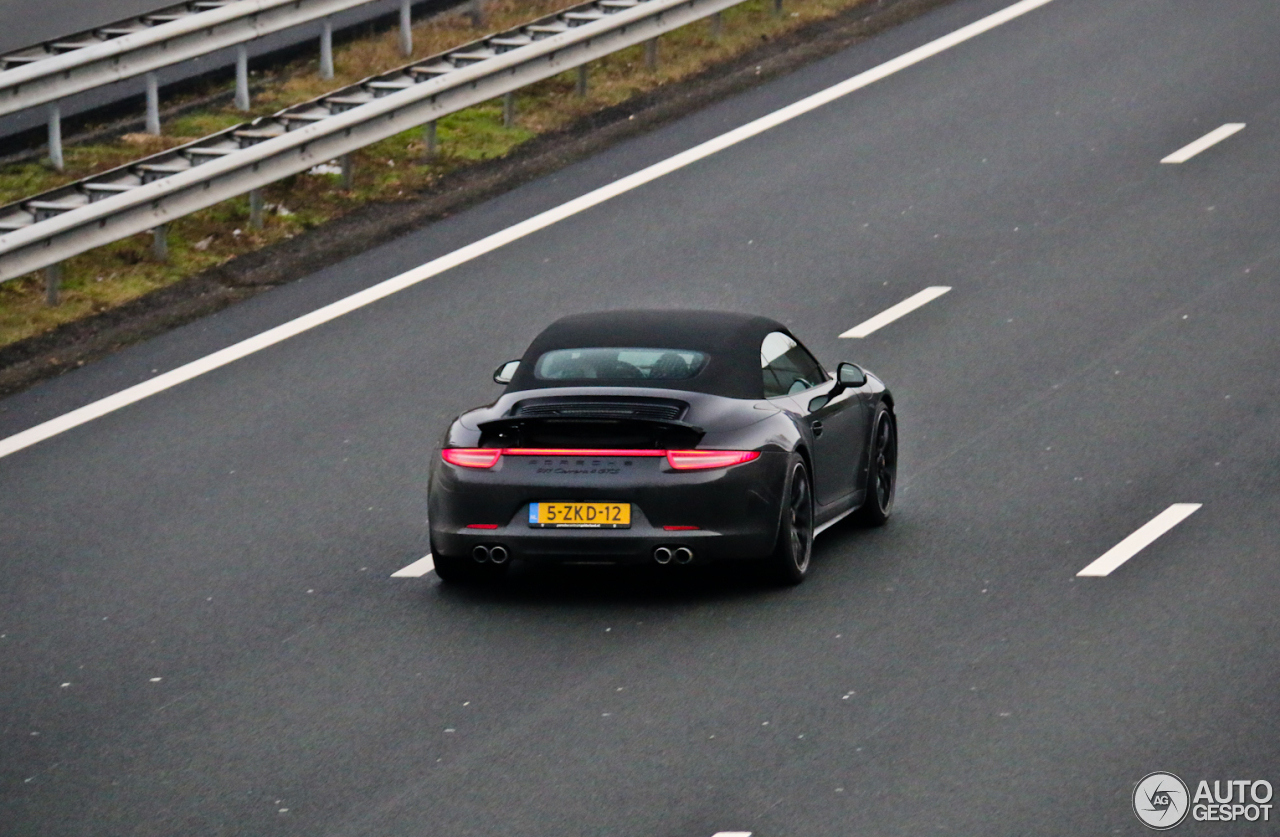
529;502;631;529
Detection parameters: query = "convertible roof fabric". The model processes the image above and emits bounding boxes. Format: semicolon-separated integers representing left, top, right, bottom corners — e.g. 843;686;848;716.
508;310;792;399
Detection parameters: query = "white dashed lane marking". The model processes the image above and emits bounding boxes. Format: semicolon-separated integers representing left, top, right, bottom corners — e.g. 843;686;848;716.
1161;123;1245;164
839;286;951;338
1076;504;1201;577
391;554;435;578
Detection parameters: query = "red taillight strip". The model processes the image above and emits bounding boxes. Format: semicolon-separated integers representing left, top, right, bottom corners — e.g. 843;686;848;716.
441;448;760;471
665;450;760;470
502;448;667;457
441;448;502;468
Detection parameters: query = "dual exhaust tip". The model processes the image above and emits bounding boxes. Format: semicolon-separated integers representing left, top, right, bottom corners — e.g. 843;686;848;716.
472;544;509;564
653;546;694;565
473;543;690;566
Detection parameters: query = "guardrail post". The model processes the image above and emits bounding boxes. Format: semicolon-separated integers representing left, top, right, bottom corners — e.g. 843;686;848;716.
320;18;334;80
503;92;515;127
423;121;438;159
774;0;783;15
340;154;354;190
2;0;784;283
45;262;62;306
468;0;483;28
399;0;413;56
235;44;251;111
145;72;161;135
710;11;723;38
249;189;265;230
644;38;658;71
47;104;64;171
152;224;169;261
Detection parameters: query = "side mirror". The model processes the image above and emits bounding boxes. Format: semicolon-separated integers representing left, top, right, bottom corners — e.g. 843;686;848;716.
810;364;867;411
493;360;519;384
837;362;867;388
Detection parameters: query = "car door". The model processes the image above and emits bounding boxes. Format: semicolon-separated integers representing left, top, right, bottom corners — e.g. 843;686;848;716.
760;332;865;507
803;374;869;506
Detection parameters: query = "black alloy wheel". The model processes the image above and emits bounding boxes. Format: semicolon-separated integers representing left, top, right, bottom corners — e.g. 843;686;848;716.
855;403;897;526
769;457;814;585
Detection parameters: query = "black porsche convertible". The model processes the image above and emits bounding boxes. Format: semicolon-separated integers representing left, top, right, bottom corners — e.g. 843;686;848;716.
427;310;896;585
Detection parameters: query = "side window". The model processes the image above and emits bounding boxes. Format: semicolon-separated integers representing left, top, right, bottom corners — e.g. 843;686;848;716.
761;332;825;398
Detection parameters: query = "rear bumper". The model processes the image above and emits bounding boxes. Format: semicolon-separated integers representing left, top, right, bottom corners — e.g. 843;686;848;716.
428;450;787;565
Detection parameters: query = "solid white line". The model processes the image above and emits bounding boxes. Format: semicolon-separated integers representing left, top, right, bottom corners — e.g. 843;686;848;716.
0;0;1056;461
1160;123;1245;164
1076;504;1201;577
711;833;752;837
839;286;951;338
390;553;435;578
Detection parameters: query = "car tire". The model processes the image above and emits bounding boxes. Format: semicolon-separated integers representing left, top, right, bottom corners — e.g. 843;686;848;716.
767;455;814;586
855;402;897;527
431;551;470;583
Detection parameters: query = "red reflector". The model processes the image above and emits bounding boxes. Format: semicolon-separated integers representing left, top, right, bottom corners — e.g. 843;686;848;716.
663;525;701;531
441;448;502;469
666;450;760;470
465;524;499;529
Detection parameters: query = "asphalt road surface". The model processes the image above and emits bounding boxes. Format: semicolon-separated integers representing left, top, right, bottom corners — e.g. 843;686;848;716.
3;0;1280;834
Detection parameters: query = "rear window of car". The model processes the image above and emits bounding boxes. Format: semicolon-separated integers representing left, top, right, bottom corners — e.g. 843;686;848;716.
533;348;709;381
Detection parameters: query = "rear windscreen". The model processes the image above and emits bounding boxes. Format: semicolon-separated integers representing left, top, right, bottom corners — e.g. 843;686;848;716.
533;348;709;381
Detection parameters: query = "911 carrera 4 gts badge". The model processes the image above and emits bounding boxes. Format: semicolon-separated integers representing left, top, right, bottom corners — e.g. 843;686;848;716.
529;502;631;528
526;457;629;475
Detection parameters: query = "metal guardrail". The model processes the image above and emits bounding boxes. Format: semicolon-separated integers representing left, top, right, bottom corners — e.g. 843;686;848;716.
0;0;745;283
0;0;417;119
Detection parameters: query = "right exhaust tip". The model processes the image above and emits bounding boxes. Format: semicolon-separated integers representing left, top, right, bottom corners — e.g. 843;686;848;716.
653;546;673;565
674;547;694;565
488;545;509;564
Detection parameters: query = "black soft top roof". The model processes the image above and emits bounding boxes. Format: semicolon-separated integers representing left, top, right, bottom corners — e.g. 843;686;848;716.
507;310;790;399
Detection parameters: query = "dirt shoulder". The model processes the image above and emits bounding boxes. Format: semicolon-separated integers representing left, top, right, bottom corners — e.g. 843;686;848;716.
0;0;955;398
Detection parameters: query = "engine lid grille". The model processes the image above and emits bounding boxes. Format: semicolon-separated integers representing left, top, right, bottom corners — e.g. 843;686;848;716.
511;398;685;421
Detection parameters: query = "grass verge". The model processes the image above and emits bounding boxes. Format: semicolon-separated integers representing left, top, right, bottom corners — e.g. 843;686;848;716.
0;0;878;349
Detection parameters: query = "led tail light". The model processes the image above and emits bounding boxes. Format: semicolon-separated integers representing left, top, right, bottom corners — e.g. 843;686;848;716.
501;448;667;457
665;450;760;470
441;448;502;469
443;448;759;470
